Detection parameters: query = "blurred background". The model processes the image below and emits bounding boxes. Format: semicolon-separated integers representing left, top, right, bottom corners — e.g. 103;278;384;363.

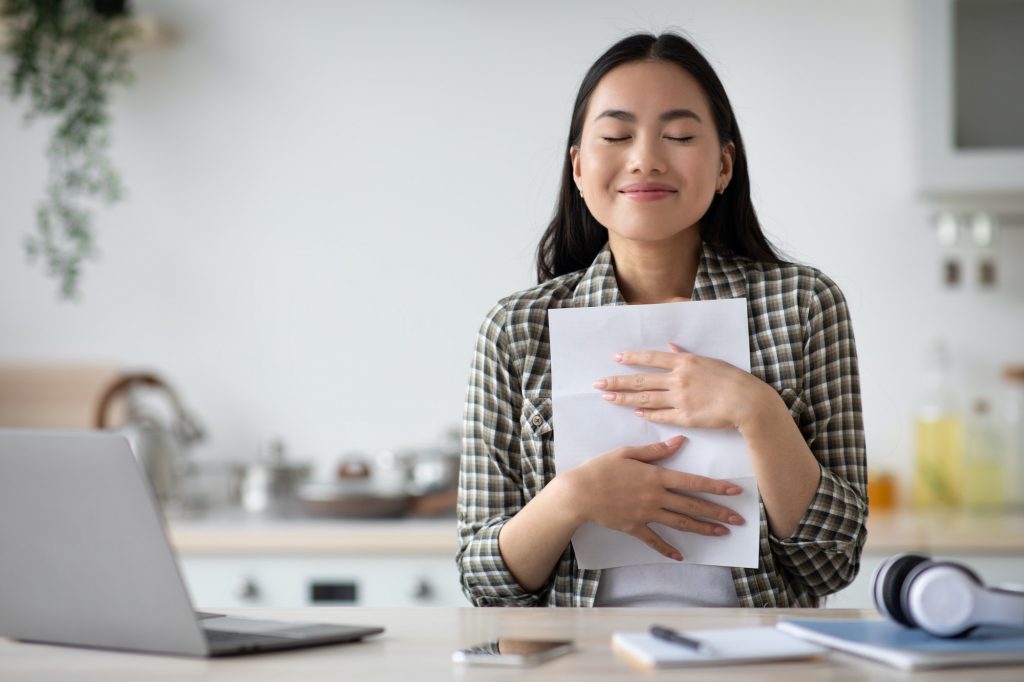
1;0;1022;608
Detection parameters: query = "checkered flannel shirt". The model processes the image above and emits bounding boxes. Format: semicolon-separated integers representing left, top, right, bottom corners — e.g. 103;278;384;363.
457;242;867;608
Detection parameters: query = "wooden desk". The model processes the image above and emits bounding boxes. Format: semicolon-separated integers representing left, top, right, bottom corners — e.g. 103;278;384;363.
1;607;1021;680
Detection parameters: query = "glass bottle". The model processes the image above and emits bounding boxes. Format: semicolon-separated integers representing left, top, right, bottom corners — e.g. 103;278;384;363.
962;398;1004;510
912;341;964;508
1003;366;1024;510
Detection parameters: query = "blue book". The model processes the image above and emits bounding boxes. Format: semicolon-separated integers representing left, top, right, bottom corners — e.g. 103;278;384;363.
777;618;1024;671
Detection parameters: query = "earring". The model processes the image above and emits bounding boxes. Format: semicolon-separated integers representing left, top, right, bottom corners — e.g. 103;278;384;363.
579;188;584;198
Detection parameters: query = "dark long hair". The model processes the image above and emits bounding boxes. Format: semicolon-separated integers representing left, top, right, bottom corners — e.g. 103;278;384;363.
536;32;782;283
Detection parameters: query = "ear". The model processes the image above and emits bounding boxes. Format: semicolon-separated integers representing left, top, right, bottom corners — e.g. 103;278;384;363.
570;145;582;193
718;142;735;191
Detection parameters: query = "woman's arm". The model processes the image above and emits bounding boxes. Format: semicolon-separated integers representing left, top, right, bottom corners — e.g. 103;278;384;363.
600;274;867;596
498;436;743;591
459;303;746;603
600;345;822;537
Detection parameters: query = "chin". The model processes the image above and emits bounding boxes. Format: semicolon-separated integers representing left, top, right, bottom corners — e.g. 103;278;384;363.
606;221;700;245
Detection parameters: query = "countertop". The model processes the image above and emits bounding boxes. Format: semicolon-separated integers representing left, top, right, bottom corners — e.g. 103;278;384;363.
2;607;1020;680
168;514;456;555
168;508;1024;555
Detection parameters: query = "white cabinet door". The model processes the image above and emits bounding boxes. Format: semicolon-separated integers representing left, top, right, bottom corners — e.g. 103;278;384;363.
179;554;471;608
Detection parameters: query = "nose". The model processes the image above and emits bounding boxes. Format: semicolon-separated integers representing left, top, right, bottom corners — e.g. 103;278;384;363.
627;132;668;175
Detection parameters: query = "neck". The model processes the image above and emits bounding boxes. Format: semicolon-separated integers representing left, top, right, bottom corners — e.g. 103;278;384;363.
608;229;702;304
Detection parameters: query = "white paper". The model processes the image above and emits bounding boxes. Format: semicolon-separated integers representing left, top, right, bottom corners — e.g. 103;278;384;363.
548;299;758;569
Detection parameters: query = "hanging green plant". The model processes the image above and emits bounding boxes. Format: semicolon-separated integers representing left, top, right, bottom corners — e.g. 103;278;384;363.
2;0;135;300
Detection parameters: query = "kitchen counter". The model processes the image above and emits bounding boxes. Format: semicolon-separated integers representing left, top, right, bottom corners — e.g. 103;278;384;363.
863;509;1024;553
1;607;1020;680
167;509;1024;555
169;509;1024;609
169;515;456;555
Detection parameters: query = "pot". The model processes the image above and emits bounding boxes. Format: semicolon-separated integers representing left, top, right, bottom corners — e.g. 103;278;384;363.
238;438;312;516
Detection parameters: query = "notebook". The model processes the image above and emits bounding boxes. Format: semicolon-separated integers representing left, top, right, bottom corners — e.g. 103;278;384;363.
777;618;1024;671
611;627;825;668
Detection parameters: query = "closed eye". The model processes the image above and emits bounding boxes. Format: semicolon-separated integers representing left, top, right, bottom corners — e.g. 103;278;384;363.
601;136;630;143
665;136;695;142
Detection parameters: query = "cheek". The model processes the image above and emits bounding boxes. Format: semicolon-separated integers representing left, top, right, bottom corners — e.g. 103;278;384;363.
579;144;618;189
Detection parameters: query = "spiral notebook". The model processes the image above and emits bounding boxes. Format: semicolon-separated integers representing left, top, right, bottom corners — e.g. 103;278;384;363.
777;619;1024;671
611;627;824;668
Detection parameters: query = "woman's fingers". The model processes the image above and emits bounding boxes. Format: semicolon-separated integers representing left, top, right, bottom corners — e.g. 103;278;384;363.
593;372;673;392
662;469;744;498
620;436;686;463
632;525;683;562
660;488;745;526
614;350;681;369
601;389;675;409
652;509;729;537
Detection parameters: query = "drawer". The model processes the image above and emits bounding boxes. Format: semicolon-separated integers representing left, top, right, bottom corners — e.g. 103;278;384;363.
178;554;470;608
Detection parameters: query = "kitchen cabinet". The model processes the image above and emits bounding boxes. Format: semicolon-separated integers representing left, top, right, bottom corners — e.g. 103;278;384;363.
171;517;470;608
915;0;1024;199
179;555;468;608
171;510;1024;610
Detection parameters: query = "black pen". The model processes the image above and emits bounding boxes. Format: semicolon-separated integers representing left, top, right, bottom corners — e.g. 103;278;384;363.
650;625;715;656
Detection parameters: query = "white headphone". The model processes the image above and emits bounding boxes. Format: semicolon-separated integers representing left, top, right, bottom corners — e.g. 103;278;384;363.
870;553;1024;638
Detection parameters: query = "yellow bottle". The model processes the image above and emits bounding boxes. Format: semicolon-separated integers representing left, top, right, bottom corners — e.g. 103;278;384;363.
963;398;1004;510
913;415;963;507
912;341;964;508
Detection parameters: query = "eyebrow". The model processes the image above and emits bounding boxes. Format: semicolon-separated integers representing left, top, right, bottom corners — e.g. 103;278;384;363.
593;108;703;124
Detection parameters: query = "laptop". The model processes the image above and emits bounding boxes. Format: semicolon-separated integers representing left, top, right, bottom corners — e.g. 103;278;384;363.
0;429;384;657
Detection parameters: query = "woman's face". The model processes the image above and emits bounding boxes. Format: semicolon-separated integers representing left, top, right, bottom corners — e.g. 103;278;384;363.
570;60;734;246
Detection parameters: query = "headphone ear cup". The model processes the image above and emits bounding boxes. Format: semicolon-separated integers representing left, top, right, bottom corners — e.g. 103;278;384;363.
872;553;930;627
903;561;983;638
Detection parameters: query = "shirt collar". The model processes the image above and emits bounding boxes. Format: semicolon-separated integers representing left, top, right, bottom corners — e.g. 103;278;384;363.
571;241;748;306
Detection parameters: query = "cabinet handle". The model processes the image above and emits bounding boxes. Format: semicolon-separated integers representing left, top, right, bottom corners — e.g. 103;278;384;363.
410;578;434;602
235;577;261;602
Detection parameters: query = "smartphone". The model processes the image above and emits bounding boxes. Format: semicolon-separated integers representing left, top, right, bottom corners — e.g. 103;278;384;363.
451;638;574;666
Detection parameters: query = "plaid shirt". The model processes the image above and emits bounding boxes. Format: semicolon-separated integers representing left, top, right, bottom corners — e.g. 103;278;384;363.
457;242;867;608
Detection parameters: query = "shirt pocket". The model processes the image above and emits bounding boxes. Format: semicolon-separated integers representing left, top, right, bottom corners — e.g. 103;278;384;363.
519;390;554;497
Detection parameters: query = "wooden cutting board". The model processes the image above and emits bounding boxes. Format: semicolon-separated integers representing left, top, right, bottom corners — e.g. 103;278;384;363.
0;364;120;428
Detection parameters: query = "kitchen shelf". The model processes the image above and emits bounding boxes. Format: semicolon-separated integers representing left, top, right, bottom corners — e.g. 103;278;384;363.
169;516;457;556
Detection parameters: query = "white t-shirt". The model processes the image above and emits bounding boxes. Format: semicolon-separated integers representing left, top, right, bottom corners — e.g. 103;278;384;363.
594;563;740;607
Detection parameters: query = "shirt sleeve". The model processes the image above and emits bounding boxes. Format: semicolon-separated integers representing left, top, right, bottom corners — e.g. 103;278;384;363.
456;302;544;606
767;273;868;598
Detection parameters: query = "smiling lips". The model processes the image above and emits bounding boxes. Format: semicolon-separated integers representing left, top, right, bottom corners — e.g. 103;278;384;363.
618;182;677;202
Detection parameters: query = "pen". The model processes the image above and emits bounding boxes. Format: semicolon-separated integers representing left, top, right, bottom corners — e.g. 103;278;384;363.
650;625;715;656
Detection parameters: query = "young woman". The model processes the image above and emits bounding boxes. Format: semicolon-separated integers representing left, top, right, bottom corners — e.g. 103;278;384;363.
457;32;866;608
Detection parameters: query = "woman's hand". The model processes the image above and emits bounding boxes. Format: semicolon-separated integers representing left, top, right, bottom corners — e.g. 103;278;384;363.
593;343;773;431
561;435;745;561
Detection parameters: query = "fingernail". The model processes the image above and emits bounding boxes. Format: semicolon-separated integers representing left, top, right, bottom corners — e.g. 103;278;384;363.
729;514;744;525
614;353;623;362
664;435;683;446
634;409;645;417
713;526;729;536
602;393;616;401
592;379;607;389
672;553;684;561
725;486;742;495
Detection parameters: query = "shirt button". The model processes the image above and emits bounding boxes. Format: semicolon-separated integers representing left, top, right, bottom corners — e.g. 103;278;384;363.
531;415;543;427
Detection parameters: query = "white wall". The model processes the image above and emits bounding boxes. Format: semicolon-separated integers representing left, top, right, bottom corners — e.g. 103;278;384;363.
2;0;1022;484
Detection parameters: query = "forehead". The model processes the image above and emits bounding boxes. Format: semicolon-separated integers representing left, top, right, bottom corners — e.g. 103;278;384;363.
586;60;711;121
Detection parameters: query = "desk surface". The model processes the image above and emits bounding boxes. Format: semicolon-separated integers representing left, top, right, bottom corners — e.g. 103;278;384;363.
2;607;1021;680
